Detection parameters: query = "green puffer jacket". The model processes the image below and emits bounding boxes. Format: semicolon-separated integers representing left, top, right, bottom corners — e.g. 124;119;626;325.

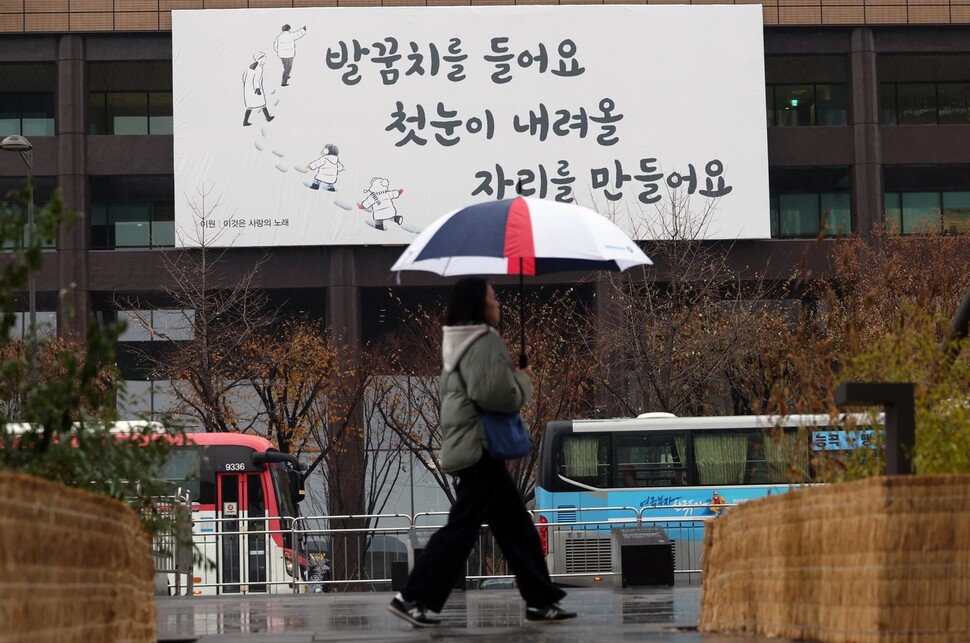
438;324;533;473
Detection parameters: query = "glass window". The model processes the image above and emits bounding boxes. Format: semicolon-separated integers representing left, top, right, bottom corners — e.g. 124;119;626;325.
884;192;902;232
5;311;56;340
559;435;610;487
0;64;56;136
0;94;19;136
897;84;937;125
89;91;172;135
107;93;149;135
0;93;54;137
775;85;815;126
879;84;897;125
112;203;152;247
693;431;749;485
153;309;194;341
89;93;107;135
91;206;175;249
943;191;970;234
821;192;851;235
938;84;970;125
20;93;54;136
778;193;820;237
615;434;686;488
118;378;185;423
156;446;203;501
151;203;175;247
901;192;940;233
149;93;173;135
816;84;847;126
90;203;110;248
769;195;780;237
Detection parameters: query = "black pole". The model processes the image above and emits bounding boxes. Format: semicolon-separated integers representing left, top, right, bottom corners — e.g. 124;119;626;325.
519;268;524;358
834;382;915;475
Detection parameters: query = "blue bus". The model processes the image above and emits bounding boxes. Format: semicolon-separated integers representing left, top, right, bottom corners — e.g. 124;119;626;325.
534;412;878;587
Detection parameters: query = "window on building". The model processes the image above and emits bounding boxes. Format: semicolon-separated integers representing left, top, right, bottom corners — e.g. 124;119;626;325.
5;311;56;340
89;175;175;248
765;56;847;126
91;202;174;248
0;64;56;137
883;165;970;234
88;62;173;135
769;167;851;237
879;55;970;126
118;379;182;421
0;177;59;249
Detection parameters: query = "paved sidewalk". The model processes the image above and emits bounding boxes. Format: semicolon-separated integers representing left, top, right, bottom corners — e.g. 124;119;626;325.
157;586;783;642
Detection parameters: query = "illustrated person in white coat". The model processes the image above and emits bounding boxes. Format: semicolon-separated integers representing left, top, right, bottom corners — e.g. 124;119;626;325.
307;144;345;191
242;52;274;127
358;177;404;230
274;24;307;87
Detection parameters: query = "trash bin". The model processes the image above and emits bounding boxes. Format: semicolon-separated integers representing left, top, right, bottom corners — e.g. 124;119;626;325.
611;526;675;587
390;560;409;591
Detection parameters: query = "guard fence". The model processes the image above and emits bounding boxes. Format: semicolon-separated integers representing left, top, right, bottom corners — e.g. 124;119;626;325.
154;505;724;595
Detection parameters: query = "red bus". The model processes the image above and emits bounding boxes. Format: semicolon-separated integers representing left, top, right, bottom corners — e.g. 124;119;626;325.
156;431;307;595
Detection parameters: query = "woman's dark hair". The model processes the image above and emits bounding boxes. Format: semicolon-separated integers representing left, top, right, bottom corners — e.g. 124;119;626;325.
445;277;489;326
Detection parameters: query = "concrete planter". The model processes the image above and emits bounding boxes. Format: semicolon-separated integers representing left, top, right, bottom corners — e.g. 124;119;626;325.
700;475;970;642
0;472;156;643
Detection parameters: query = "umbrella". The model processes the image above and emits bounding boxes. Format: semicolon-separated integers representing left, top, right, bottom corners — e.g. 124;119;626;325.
391;196;652;366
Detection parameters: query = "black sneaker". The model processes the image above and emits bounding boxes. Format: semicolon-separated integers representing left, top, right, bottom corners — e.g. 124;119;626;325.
525;603;577;622
388;594;441;628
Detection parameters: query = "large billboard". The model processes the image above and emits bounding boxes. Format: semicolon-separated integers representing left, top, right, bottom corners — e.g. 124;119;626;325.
172;6;769;247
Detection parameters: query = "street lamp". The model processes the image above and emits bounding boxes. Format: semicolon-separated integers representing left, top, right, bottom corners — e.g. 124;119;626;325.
1;134;36;370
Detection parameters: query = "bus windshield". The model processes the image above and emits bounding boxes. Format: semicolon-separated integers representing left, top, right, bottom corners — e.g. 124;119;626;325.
158;445;205;500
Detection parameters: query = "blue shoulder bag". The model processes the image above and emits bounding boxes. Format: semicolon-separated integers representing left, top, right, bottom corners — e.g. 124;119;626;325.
455;361;532;460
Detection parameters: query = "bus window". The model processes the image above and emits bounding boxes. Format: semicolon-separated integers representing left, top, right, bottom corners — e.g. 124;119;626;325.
615;434;686;488
160;446;204;501
744;435;771;484
693;431;750;485
559;435;610;487
762;428;810;483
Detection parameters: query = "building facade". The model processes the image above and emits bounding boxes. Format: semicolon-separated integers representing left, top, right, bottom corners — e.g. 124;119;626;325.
2;2;970;414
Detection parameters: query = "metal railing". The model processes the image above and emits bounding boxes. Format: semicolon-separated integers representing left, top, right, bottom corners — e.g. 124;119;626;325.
150;487;194;596
155;504;733;595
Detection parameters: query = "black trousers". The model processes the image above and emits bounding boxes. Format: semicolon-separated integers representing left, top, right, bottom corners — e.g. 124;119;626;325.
402;454;565;612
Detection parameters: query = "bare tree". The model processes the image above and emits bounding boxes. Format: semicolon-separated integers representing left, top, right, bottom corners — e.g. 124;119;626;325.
589;191;782;416
118;184;274;433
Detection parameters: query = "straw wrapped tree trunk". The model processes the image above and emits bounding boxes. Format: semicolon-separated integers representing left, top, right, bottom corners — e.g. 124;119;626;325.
0;472;156;643
700;475;970;642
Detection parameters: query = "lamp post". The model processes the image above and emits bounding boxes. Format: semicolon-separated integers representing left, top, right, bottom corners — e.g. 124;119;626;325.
1;135;36;373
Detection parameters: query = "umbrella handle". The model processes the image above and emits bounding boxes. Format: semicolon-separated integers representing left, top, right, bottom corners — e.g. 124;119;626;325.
519;353;528;369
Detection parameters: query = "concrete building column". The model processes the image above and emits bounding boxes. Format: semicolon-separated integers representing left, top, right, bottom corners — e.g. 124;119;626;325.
56;34;89;338
849;27;882;237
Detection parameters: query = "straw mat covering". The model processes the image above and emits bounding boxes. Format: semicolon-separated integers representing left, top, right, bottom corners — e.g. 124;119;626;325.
0;472;156;643
699;475;970;642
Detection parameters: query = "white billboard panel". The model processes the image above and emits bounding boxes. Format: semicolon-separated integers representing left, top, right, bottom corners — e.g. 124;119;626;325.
172;6;769;247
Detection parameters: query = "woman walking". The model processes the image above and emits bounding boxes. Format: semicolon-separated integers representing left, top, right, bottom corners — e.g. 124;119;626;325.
388;277;576;627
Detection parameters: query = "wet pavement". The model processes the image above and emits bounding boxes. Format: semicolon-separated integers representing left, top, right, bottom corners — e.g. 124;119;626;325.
157;586;783;642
